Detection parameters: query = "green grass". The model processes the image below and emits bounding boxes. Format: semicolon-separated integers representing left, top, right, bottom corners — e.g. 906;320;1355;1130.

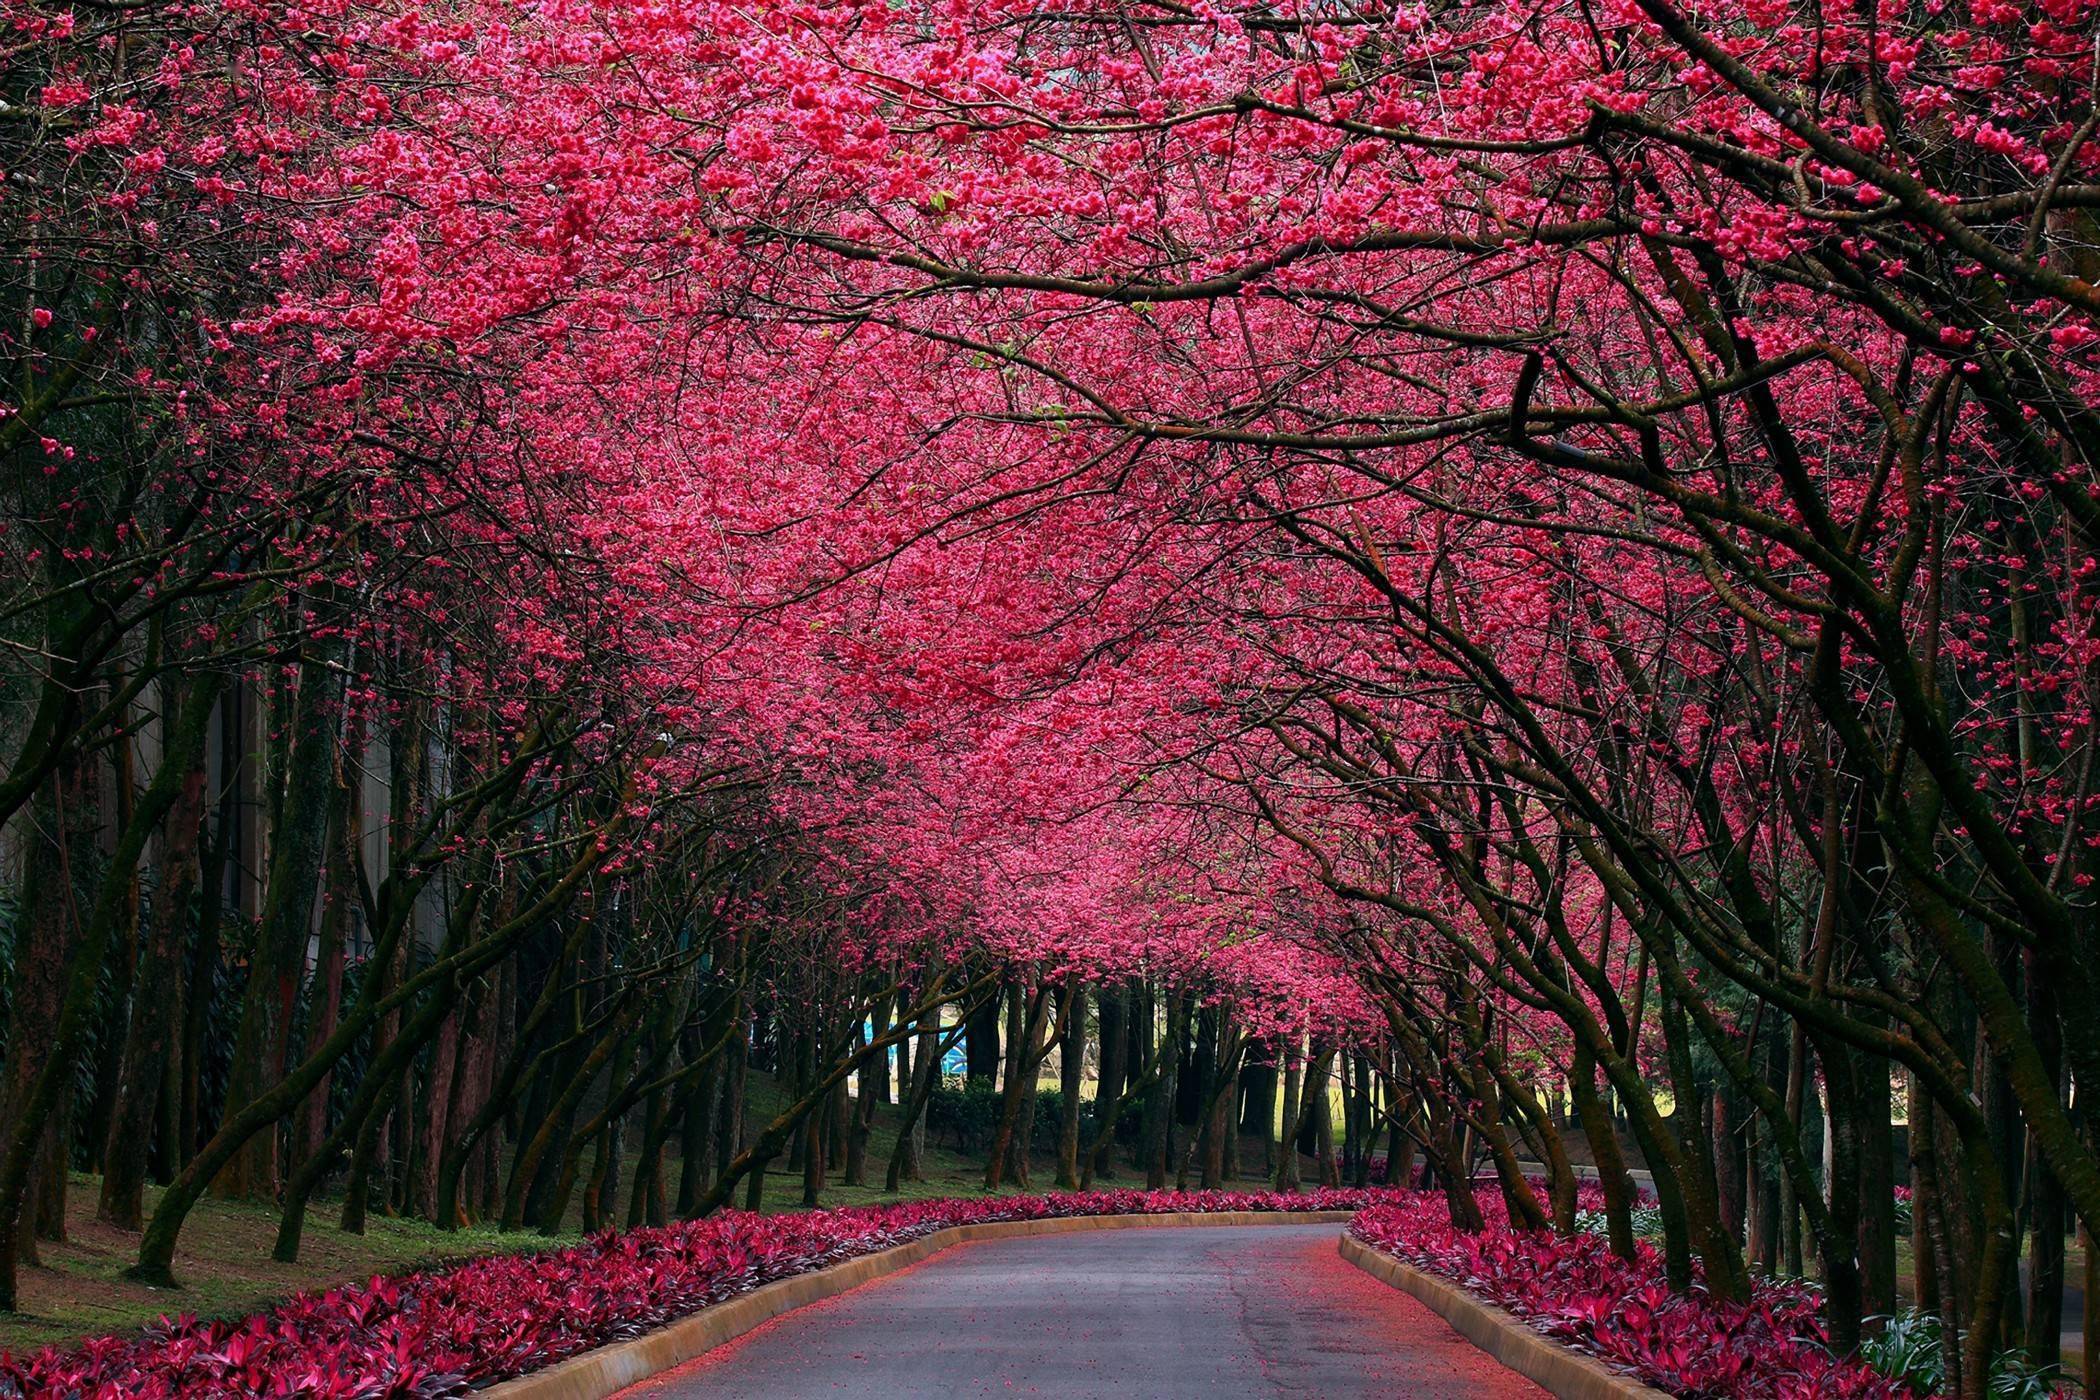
0;1073;1057;1356
0;1176;574;1355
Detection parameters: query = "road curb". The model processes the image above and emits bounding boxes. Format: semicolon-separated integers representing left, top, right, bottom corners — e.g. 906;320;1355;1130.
1337;1233;1672;1400
483;1209;1358;1400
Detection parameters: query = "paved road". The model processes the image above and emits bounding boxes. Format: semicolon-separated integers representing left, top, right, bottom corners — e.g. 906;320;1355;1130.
616;1223;1549;1398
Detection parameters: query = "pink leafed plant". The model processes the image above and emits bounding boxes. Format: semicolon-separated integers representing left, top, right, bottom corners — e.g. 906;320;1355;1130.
0;1189;1389;1398
1351;1199;1905;1399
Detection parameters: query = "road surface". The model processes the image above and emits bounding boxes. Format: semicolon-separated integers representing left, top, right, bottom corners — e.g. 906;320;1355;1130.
615;1222;1549;1398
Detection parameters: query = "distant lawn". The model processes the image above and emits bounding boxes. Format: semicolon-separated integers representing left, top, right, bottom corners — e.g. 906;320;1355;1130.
0;1178;570;1355
0;1073;1160;1356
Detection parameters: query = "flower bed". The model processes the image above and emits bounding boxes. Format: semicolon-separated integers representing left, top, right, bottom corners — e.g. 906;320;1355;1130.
1349;1197;1904;1398
11;1185;1947;1399
0;1188;1391;1398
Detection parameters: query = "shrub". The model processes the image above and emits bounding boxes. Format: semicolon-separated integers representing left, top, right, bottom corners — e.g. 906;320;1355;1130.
1573;1205;1666;1240
1;1187;1396;1397
1031;1086;1066;1136
1352;1197;1906;1398
925;1080;1001;1151
1857;1308;2068;1399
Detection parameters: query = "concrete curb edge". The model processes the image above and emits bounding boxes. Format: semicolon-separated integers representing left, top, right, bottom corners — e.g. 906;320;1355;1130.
482;1209;1358;1400
1336;1232;1674;1400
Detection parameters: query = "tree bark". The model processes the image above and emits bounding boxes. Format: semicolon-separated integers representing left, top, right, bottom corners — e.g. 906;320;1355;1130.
1056;983;1087;1190
886;997;949;1193
985;984;1052;1191
98;687;210;1230
413;1007;462;1218
965;991;1001;1088
1090;985;1127;1180
1274;1041;1303;1191
677;1018;722;1215
178;695;241;1163
1141;993;1187;1190
715;1017;747;1181
289;750;358;1183
1572;1042;1639;1261
214;626;348;1200
0;666;221;1307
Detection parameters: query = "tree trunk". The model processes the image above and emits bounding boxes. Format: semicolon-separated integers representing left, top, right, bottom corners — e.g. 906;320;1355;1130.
99;702;210;1230
1274;1041;1303;1191
1311;1053;1338;1187
1383;1100;1415;1188
2;667;221;1307
413;1008;462;1218
2082;1214;2097;1387
178;697;240;1163
215;630;348;1200
1782;1024;1807;1276
343;923;414;1236
826;1066;849;1174
1573;1043;1639;1261
2026;1136;2066;1366
839;1024;865;1192
843;1079;873;1188
909;1010;932;1173
630;1085;672;1230
1091;986;1127;1180
1142;993;1186;1190
289;753;358;1181
84;709;143;1185
677;1024;722;1215
867;996;891;1107
2023;952;2067;1364
1056;983;1087;1190
985;984;1051;1191
1199;1016;1236;1189
886;998;946;1193
1354;1056;1377;1189
503;1001;636;1231
800;1086;828;1207
1;751;96;1276
446;979;496;1228
965;991;1001;1088
1855;1057;1899;1323
278;972;466;1260
584;1108;621;1231
715;1019;747;1181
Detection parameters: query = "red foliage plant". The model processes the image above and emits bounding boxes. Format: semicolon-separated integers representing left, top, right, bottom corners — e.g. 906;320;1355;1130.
1351;1199;1905;1399
0;1190;1388;1398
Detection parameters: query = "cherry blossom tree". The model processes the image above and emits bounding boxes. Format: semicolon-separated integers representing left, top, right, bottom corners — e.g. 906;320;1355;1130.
2;0;2097;1392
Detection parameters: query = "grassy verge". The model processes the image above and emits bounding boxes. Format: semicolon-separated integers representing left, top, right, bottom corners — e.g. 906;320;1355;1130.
0;1072;1168;1355
0;1178;571;1354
